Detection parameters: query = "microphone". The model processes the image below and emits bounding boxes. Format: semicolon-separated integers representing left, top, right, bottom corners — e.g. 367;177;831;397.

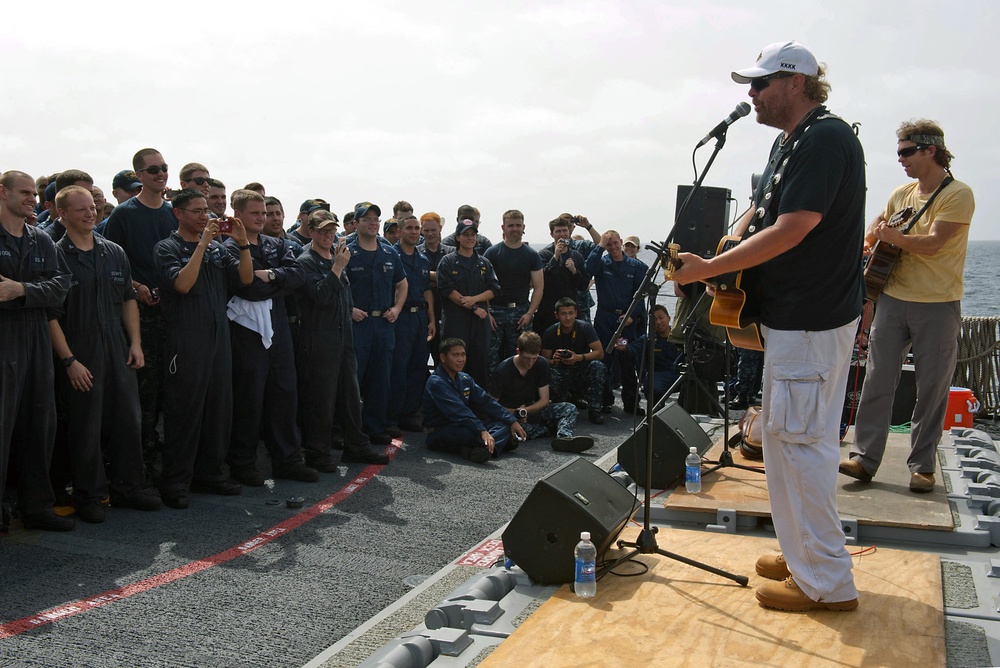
696;102;752;147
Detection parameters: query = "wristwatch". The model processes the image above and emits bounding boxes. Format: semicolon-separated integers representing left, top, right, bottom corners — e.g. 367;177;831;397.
62;356;76;368
267;269;276;282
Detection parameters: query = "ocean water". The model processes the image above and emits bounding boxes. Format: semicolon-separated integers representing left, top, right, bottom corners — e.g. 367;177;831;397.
623;240;999;319
962;241;1000;317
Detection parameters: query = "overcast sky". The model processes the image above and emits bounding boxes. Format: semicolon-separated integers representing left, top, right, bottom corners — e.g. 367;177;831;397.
3;0;996;246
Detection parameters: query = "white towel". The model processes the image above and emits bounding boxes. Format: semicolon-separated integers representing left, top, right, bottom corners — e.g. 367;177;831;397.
227;296;274;349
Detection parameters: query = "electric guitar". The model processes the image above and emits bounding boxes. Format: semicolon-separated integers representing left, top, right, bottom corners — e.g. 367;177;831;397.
706;236;765;352
863;206;915;302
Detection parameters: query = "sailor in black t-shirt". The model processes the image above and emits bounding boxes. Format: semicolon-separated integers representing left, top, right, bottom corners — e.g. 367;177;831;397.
540;298;608;425
536;217;588;336
483;210;543;376
103;149;178;479
489;331;592;453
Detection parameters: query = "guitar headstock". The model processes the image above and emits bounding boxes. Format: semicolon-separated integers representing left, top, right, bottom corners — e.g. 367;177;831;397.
663;243;682;280
886;206;915;228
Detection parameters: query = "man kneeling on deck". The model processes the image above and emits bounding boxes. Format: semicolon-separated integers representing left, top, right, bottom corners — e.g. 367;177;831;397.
489;331;593;453
422;338;526;463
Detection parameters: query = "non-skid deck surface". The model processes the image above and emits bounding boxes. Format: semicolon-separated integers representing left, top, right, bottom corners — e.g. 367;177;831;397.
662;428;954;531
481;529;944;667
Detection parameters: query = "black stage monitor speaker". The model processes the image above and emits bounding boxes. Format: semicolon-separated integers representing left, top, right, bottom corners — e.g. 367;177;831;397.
675;185;731;258
617;401;714;490
502;458;637;584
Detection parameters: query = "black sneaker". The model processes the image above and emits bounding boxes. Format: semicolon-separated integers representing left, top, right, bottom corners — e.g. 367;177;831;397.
76;500;107;524
552;436;595;453
600;404;614;414
110;488;162;511
341;447;390;465
274;462;320;483
305;454;340;473
190;479;242;496
385;425;403;439
231;467;266;487
589;410;605;425
623;402;646;417
459;445;491;464
22;512;75;531
370;432;393;445
399;418;424;433
162;493;189;510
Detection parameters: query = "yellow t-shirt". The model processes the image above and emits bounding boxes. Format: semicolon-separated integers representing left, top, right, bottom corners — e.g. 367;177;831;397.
882;179;975;303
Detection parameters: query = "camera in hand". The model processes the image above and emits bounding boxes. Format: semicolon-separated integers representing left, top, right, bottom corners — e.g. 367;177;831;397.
558;349;573;359
217;216;233;234
517;408;528;420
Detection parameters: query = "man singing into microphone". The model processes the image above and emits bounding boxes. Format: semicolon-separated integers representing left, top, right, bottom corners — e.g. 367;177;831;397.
673;41;865;613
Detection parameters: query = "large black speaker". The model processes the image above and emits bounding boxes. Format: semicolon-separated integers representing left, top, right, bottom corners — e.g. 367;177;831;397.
502;458;636;584
674;185;731;258
617;402;714;489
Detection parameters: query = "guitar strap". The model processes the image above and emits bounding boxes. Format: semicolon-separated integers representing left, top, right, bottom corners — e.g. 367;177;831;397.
900;174;955;234
744;105;849;241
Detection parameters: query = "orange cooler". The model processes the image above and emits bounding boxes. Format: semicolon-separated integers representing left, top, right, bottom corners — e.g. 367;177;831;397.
944;387;980;429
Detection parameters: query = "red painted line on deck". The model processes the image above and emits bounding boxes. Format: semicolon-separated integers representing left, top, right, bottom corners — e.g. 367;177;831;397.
0;444;399;640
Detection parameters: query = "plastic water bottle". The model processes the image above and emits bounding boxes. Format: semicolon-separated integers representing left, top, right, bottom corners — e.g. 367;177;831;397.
685;446;702;493
574;531;597;598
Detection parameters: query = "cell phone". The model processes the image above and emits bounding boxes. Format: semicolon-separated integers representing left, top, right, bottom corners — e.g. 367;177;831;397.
217;216;233;234
150;287;160;302
617;337;628;347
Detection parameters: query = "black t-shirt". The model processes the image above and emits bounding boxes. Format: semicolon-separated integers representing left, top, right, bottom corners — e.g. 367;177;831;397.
103;197;177;289
541;319;600;355
754;108;865;330
483;242;542;305
489;356;551;408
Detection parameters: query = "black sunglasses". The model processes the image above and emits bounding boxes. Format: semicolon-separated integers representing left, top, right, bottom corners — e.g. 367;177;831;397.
139;164;169;175
749;71;795;92
897;145;929;158
188;176;210;185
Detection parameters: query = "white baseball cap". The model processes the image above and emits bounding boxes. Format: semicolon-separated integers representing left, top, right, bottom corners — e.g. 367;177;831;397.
732;41;818;84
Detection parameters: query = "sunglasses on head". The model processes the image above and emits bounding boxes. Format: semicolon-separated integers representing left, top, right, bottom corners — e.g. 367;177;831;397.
189;176;210;185
139;164;169;175
749;71;795;92
897;145;929;158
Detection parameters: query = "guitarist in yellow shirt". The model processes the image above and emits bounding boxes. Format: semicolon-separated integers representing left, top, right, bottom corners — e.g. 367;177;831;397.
840;120;975;493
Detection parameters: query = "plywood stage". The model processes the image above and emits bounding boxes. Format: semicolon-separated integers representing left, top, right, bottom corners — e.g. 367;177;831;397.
482;528;944;667
663;428;954;531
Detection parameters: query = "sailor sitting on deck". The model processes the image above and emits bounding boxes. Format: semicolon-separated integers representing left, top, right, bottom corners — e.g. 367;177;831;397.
421;337;526;464
489;330;594;454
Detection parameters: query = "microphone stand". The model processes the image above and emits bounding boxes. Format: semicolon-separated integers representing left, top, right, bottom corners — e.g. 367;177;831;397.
599;129;747;587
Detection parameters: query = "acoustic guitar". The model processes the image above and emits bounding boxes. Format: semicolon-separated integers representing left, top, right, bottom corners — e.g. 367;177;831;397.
863;206;915;302
664;237;764;352
706;236;765;352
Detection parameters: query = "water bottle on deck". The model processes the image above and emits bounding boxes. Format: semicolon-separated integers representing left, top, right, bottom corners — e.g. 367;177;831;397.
574;531;597;598
685;446;702;493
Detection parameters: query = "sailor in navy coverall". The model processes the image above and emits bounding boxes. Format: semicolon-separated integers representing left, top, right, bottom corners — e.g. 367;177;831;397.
293;217;390;468
223;192;312;484
346;202;408;444
585;230;646;411
154;190;253;508
390;216;436;432
421;338;525;462
437;219;500;387
0;170;72;530
49;187;152;519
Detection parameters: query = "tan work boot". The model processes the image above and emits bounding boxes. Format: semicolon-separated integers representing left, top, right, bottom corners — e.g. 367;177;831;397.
755;553;791;581
909;472;935;493
755;577;858;612
838;458;873;483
